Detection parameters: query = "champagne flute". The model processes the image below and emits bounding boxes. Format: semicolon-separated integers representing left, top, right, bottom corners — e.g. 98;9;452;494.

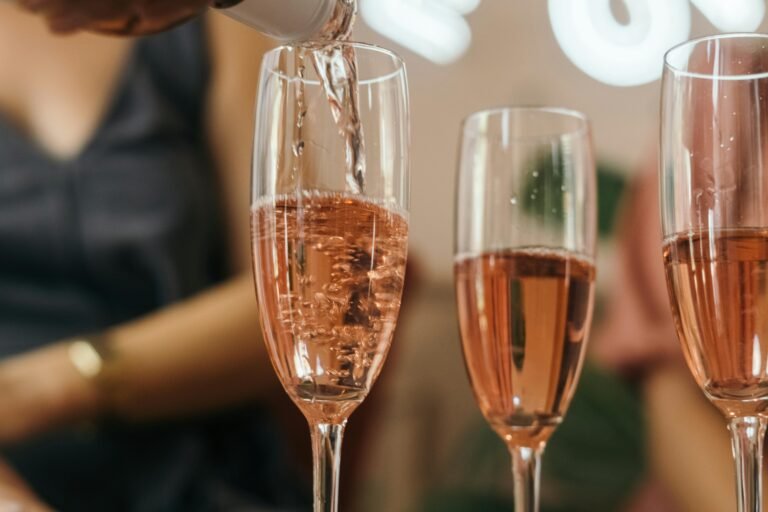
250;42;409;512
454;107;597;511
662;34;768;512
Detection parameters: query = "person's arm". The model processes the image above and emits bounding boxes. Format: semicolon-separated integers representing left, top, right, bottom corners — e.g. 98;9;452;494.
0;13;277;443
644;365;739;512
206;12;268;274
0;459;53;511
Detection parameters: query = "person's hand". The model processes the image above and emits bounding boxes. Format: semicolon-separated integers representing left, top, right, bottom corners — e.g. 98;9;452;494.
0;343;102;444
0;458;52;511
16;0;209;35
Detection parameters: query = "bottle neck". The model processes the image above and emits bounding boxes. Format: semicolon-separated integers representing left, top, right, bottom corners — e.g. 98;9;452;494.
213;0;354;43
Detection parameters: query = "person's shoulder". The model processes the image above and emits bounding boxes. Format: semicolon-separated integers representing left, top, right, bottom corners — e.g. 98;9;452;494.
205;11;273;80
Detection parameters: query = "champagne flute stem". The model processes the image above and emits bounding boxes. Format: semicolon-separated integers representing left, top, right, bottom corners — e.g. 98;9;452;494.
510;443;544;512
310;421;347;512
729;416;767;512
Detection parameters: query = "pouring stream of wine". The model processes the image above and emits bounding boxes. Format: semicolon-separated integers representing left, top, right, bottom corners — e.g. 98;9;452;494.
294;0;366;194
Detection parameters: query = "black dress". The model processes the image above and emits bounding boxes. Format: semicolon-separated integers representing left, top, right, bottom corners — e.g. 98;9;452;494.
0;19;307;512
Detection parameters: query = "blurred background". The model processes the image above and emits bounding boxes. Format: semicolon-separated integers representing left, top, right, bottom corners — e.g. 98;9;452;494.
0;0;766;511
344;1;768;511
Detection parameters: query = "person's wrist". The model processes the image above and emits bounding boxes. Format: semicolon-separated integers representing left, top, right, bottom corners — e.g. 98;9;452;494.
62;333;117;420
0;341;105;443
41;341;105;428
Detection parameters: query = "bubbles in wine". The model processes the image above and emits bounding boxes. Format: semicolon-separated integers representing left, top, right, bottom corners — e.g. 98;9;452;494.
252;191;408;422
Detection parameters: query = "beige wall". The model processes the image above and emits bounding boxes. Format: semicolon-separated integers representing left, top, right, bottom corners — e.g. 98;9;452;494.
356;2;747;284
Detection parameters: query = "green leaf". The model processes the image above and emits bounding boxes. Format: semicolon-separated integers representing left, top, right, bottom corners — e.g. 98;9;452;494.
521;154;627;239
595;163;626;237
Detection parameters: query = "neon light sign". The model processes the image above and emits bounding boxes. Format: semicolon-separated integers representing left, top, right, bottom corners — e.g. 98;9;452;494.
549;0;765;86
361;0;765;86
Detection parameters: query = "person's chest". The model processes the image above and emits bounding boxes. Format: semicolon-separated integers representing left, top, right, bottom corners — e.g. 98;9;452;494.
0;6;132;161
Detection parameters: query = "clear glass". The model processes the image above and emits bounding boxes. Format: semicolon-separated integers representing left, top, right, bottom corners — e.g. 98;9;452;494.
250;42;409;512
454;107;597;511
661;33;768;512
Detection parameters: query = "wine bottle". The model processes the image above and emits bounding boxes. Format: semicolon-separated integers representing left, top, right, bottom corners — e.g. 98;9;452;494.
214;0;354;42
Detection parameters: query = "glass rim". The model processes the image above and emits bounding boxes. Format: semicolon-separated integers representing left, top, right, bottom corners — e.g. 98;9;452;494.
264;41;406;86
664;32;768;81
461;106;590;140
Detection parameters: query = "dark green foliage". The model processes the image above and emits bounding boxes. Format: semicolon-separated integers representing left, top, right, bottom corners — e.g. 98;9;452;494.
540;365;645;512
421;491;513;512
418;365;645;512
520;152;626;239
595;163;626;237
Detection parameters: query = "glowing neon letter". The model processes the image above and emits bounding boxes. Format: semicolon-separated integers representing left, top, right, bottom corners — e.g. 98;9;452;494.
360;0;481;65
